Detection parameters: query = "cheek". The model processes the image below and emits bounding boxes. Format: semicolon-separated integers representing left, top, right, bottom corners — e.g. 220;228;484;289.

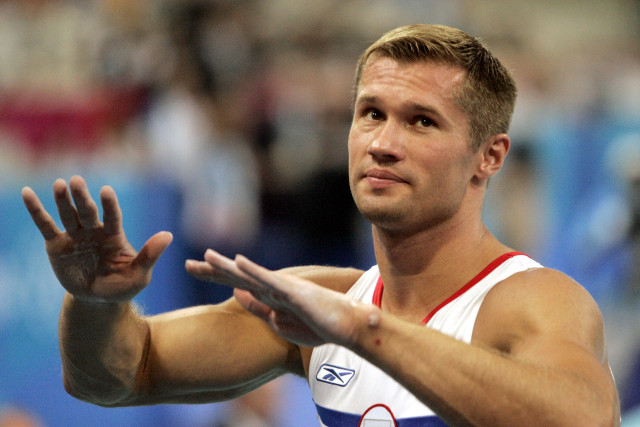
347;125;361;150
415;150;467;194
347;132;359;186
347;129;365;165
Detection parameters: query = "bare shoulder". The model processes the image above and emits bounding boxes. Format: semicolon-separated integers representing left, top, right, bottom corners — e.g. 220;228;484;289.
473;267;606;362
279;265;364;293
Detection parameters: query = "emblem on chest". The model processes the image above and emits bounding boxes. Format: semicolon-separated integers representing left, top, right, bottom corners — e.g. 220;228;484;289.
316;363;356;387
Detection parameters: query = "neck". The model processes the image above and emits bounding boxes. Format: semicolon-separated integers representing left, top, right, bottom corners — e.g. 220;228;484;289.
371;213;510;322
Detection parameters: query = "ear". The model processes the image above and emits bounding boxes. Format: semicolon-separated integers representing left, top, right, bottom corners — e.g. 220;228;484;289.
474;133;510;180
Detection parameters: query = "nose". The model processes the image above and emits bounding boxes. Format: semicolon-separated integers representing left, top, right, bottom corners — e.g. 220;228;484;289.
367;119;405;163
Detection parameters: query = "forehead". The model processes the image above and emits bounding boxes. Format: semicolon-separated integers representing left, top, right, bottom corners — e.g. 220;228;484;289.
356;56;467;108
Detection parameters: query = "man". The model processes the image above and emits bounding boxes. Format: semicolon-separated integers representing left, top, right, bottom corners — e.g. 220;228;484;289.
22;25;619;426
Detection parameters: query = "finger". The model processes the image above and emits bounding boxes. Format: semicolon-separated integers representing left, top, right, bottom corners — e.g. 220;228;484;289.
186;253;264;290
266;310;307;337
133;231;173;271
203;249;236;271
52;178;81;233
99;185;123;236
234;255;287;292
235;255;317;317
204;249;263;291
184;259;227;282
21;186;61;241
69;175;100;229
233;289;273;322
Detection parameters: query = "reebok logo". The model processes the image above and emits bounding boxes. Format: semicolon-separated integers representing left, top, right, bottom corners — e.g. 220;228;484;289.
316;364;355;387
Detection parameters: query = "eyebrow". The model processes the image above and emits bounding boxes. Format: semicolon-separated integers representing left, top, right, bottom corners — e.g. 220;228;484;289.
406;102;441;117
356;94;447;121
354;95;379;105
357;95;438;113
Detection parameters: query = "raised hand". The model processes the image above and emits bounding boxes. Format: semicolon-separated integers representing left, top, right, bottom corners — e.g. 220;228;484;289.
187;250;379;348
22;176;173;303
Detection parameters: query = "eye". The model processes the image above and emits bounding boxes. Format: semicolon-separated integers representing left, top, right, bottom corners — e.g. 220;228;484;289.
416;116;435;127
365;109;384;121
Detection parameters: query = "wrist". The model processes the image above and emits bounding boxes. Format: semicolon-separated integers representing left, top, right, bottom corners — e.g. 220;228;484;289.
348;302;384;352
64;292;133;312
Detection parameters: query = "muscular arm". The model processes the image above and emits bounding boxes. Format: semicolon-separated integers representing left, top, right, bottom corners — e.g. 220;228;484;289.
59;265;362;407
215;255;620;427
140;264;361;405
350;268;619;426
22;175;364;406
58;295;291;406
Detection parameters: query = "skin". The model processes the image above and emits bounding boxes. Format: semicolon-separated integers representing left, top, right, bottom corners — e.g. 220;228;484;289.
210;58;620;425
22;56;620;426
22;176;361;404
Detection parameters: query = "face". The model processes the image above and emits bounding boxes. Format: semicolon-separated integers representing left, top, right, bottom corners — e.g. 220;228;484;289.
348;56;478;234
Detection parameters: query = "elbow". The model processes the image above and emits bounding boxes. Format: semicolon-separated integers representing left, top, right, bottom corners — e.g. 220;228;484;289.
574;392;621;427
598;398;621;427
62;370;137;408
595;385;621;427
62;374;100;406
584;411;620;427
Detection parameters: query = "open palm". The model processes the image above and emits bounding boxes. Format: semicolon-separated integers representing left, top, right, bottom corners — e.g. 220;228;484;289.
192;249;376;349
22;176;172;303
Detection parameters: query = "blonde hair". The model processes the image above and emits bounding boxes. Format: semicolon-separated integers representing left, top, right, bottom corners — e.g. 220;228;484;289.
354;25;517;150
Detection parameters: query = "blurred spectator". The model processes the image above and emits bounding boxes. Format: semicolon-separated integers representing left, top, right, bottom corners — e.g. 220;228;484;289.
0;0;100;94
604;133;640;416
485;144;547;259
0;406;43;427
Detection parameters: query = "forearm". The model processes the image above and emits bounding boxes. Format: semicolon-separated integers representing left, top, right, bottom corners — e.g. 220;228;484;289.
141;301;299;403
353;308;619;427
59;292;149;406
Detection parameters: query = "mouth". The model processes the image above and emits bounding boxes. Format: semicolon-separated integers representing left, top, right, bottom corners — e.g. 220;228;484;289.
363;168;407;189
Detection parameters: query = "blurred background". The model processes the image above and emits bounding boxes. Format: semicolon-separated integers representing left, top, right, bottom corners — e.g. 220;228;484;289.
1;0;639;425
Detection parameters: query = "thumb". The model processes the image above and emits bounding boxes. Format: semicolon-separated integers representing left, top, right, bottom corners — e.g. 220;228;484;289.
234;288;273;323
134;231;173;271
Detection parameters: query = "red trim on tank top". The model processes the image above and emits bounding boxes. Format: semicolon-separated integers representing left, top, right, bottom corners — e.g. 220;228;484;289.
371;251;529;325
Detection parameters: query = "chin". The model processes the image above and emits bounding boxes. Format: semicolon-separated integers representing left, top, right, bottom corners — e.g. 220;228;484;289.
358;204;406;227
359;199;458;235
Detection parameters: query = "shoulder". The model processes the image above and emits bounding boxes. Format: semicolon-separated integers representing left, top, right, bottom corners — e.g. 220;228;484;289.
473;267;606;361
279;265;365;294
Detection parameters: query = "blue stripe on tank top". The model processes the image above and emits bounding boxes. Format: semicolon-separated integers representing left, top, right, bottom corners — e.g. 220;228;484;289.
315;404;448;426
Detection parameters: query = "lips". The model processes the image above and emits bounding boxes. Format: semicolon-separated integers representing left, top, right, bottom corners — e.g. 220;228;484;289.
365;168;406;182
363;168;407;188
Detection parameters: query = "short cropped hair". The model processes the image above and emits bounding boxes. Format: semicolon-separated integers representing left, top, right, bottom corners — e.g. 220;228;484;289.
354;24;517;150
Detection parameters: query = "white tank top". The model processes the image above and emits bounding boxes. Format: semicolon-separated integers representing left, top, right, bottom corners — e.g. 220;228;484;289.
308;252;542;426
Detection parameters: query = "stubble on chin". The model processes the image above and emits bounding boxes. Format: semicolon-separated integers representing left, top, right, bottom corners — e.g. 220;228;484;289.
354;195;406;228
355;192;459;236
